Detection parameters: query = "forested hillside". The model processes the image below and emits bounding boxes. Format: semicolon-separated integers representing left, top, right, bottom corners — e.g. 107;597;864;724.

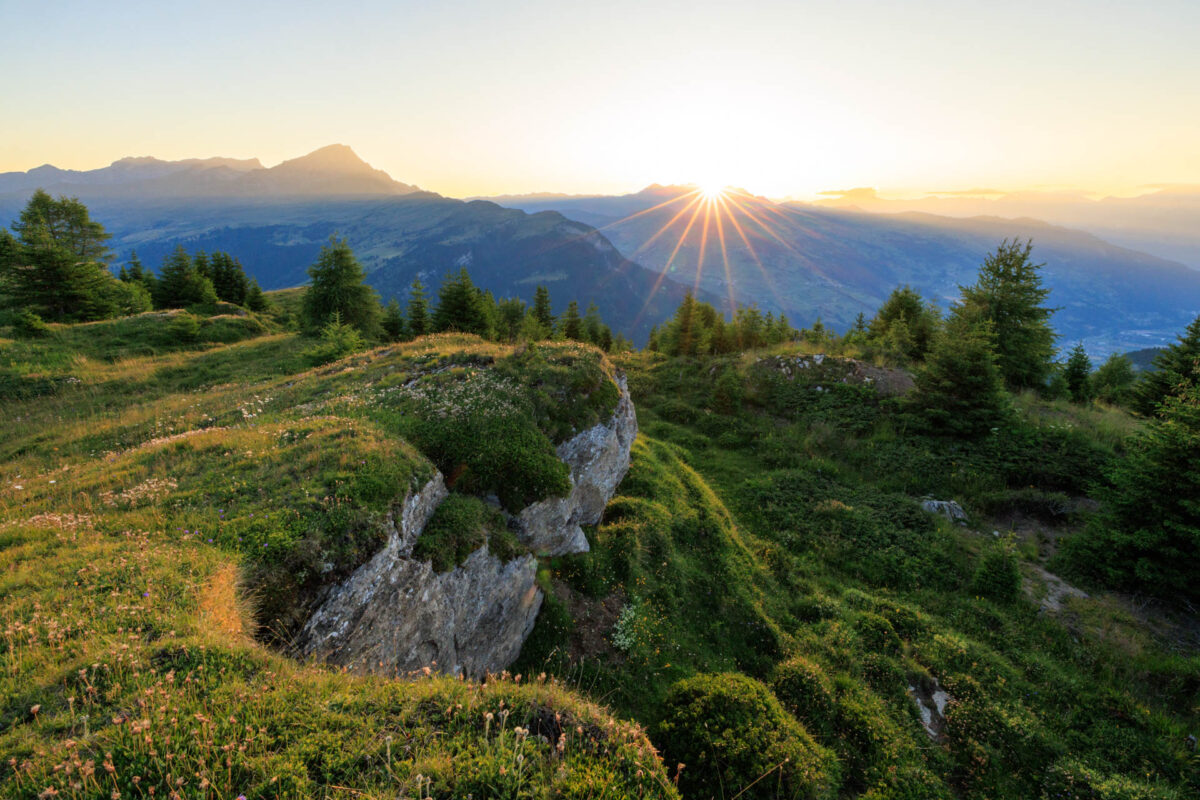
2;192;1198;799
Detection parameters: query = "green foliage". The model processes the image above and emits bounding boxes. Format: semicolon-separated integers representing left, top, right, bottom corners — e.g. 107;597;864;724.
1131;314;1200;416
655;673;840;800
406;277;430;336
970;542;1022;602
301;237;381;337
1094;353;1137;406
867;285;941;363
381;298;408;341
561;299;584;340
167;311;202;343
908;315;1011;437
0;190;125;321
153;245;218;309
302;312;366;366
244;277;269;311
432;267;491;336
1065;342;1093;404
532;284;555;332
1062;376;1200;600
655;292;798;356
413;493;521;572
957;239;1057;389
12;308;51;338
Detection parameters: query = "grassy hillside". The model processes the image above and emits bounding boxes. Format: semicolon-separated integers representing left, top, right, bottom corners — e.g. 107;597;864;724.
0;314;674;799
526;349;1199;798
3;311;1198;799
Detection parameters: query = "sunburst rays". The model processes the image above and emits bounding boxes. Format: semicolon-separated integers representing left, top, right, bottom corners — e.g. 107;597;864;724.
621;184;796;328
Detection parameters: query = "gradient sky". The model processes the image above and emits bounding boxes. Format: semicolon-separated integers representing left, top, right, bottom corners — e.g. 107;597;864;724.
2;0;1198;198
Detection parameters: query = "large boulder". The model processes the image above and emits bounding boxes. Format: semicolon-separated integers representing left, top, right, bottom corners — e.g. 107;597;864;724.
517;374;637;556
298;373;637;677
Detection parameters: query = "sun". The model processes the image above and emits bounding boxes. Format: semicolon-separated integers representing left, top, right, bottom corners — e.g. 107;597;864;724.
699;183;726;200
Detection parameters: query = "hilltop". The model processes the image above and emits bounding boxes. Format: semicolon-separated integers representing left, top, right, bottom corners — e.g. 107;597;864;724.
2;294;1198;799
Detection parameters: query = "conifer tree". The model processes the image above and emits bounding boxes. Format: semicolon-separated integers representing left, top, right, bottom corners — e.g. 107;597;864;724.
495;297;526;342
1131;314;1200;416
406;278;430;337
1065;371;1200;600
432;268;489;336
561;300;584;341
868;286;940;363
908;315;1011;437
1093;353;1136;406
154;246;217;309
245;279;268;312
1064;343;1093;404
301;237;381;337
532;285;555;333
381;299;407;341
957;240;1057;389
0;190;120;321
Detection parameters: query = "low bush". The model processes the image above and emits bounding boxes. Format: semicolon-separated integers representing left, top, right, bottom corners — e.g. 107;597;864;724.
656;672;840;800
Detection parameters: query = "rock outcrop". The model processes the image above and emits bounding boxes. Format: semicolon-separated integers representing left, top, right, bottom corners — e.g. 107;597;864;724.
517;374;637;556
298;374;636;677
299;473;543;677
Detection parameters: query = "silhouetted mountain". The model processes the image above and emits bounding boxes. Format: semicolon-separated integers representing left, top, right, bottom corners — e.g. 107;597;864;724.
814;186;1200;268
491;187;1200;356
0;151;703;342
0;145;418;198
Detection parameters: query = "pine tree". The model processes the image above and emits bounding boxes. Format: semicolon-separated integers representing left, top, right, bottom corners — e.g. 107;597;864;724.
432;268;488;336
908;315;1011;437
868;286;940;363
671;293;697;354
957;240;1057;389
495;297;527;342
406;278;430;337
561;300;584;341
245;279;268;312
0;190;119;321
1093;353;1136;406
1131;314;1200;416
582;302;605;345
153;246;217;309
381;299;408;341
1064;343;1092;404
1065;371;1200;600
301;237;381;337
532;285;555;333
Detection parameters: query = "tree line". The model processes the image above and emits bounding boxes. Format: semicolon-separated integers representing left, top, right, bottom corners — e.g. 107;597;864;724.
0;190;268;325
299;236;629;364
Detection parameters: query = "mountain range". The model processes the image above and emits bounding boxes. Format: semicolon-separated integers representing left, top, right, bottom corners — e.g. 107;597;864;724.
488;186;1200;356
2;146;1199;354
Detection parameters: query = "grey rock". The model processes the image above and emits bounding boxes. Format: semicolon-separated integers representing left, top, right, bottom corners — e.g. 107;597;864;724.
516;373;637;556
921;498;967;523
907;678;952;740
297;373;637;678
298;473;542;677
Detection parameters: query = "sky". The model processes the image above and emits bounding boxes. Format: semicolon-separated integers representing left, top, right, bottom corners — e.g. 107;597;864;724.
2;0;1198;199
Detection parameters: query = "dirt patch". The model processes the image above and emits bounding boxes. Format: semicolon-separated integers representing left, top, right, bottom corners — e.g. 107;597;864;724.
552;583;625;661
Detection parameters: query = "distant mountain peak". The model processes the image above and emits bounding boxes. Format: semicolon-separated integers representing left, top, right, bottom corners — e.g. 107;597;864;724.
275;144;369;171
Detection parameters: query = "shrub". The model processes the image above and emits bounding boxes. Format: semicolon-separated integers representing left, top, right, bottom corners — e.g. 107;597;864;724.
303;313;365;366
12;307;51;338
413;493;520;572
655;673;840;800
166;311;201;343
970;543;1021;603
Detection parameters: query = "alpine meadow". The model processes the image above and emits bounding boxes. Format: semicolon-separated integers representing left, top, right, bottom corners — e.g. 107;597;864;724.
2;2;1199;799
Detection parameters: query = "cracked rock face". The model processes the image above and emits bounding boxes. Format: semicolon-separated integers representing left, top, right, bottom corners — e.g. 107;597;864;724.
516;374;637;556
297;372;636;678
298;473;543;677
